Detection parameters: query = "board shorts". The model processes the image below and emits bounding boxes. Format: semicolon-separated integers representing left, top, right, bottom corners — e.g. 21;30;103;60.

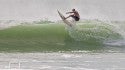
71;15;80;21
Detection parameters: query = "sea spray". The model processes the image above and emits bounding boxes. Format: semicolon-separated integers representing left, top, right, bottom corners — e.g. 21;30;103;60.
66;20;122;42
104;22;125;47
111;22;125;39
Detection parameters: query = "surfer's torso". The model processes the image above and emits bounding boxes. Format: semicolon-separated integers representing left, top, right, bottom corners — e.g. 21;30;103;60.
71;11;80;21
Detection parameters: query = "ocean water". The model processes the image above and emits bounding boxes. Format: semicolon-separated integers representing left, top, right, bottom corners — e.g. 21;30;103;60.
0;20;124;53
0;20;125;69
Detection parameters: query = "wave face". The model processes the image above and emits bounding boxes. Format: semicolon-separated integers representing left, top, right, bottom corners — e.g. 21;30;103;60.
0;20;124;52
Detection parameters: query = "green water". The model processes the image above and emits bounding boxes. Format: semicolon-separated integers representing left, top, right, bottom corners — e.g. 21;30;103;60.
0;22;123;52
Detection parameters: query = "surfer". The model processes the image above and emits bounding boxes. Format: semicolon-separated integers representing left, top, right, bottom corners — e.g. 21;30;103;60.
65;9;80;21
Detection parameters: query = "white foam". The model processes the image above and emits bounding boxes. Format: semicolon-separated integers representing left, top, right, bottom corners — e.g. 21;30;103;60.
0;20;21;30
0;53;125;70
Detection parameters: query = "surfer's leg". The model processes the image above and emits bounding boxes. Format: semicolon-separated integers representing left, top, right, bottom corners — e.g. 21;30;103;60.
74;16;79;21
70;16;79;21
65;15;72;19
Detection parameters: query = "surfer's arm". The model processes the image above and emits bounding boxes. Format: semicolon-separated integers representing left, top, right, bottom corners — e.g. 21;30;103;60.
66;12;74;14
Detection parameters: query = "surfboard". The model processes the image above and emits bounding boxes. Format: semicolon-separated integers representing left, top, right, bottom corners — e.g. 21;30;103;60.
58;11;72;27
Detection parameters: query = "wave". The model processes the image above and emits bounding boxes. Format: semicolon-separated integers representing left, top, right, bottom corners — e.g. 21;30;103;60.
0;20;124;52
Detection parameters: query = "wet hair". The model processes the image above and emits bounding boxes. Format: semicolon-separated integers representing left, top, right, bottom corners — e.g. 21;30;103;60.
72;9;75;11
